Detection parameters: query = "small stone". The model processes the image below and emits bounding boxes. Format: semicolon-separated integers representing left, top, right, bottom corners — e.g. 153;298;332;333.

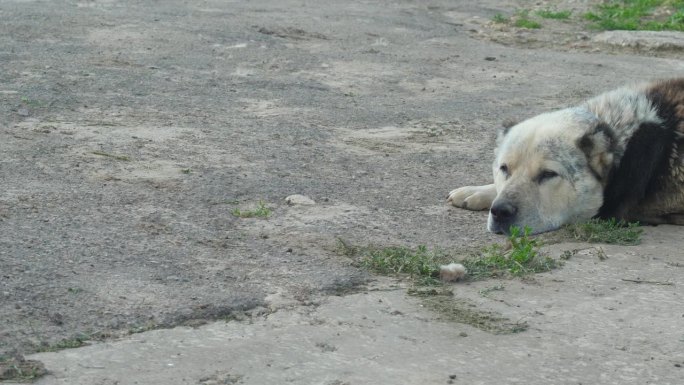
439;263;467;282
285;194;315;205
49;313;64;325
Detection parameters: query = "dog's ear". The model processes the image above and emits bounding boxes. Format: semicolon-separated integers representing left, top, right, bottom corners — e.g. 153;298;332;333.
496;119;518;145
578;123;615;183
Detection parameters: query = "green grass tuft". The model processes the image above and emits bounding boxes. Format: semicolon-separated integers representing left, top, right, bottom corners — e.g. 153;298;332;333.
360;244;438;278
461;226;558;280
358;243;444;286
67;287;83;294
515;18;542;28
231;200;271;218
20;96;42;107
128;321;159;335
563;218;642;245
492;13;509;23
0;356;47;382
36;334;89;352
584;0;684;31
536;9;572;20
515;10;543;28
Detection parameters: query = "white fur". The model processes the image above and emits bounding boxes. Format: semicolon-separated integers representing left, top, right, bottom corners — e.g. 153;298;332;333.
447;184;496;211
439;263;467;282
487;108;606;233
584;86;662;156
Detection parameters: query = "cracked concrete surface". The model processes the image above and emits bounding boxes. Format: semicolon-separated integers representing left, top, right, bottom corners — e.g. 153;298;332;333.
1;0;684;383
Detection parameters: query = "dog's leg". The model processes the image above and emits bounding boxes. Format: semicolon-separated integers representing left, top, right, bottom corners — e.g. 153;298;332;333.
447;184;496;211
663;213;684;225
634;213;684;225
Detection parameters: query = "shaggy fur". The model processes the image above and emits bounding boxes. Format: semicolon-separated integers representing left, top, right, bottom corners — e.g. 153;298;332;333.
448;79;684;235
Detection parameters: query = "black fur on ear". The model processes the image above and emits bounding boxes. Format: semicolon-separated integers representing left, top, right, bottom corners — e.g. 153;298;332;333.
500;118;518;135
577;122;616;183
597;121;674;220
496;118;519;145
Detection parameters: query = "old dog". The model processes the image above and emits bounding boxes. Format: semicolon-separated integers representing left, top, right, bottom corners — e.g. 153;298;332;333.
448;79;684;234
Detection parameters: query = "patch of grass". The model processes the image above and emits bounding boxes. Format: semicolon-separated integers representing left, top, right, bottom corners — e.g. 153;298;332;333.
180;168;192;174
536;9;572;20
67;287;83;294
584;0;684;31
341;229;549;334
360;244;439;279
231;200;271;218
492;13;510;23
515;18;542;29
20;96;42;107
128;322;158;335
563;218;642;245
461;226;559;280
0;355;47;383
347;225;557;284
515;10;543;28
345;241;448;286
91;150;131;161
336;237;360;257
36;334;89;352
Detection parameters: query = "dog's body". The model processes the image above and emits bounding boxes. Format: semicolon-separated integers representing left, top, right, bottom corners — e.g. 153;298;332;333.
448;78;684;235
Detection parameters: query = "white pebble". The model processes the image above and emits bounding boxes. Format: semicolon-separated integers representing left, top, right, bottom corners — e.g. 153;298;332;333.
285;194;316;205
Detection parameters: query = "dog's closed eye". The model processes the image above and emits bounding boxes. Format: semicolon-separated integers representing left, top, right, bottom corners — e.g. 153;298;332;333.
537;170;559;183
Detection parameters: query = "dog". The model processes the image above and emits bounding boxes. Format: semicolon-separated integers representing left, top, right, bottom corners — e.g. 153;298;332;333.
448;78;684;235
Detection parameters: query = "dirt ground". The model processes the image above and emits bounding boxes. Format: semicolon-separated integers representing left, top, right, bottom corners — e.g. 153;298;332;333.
1;0;683;383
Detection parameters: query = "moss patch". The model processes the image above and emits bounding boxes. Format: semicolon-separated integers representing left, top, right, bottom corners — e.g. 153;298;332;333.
409;288;528;334
0;355;48;383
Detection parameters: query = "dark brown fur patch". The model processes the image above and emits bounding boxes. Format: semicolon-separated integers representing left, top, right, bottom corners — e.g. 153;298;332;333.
578;123;615;183
646;78;684;134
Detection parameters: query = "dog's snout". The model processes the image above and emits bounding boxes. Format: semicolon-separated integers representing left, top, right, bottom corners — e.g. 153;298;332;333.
490;201;517;221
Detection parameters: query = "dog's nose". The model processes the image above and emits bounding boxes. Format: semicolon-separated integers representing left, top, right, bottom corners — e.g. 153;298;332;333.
490;202;517;221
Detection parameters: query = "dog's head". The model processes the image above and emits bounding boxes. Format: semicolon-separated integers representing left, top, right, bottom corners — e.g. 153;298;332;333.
488;108;614;235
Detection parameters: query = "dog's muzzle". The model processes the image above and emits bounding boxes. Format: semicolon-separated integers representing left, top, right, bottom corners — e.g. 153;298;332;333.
488;201;518;234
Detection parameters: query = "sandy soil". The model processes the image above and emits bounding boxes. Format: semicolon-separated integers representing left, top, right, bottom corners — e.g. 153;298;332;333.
1;0;683;383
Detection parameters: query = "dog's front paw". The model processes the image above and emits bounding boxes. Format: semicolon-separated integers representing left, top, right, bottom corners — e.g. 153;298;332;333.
447;184;495;211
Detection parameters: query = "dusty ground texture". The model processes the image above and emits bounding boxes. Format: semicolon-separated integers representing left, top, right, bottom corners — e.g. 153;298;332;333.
1;0;683;383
